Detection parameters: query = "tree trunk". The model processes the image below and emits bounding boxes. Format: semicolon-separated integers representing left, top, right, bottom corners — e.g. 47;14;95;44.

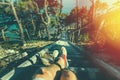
57;22;61;35
89;0;95;21
76;0;79;29
72;32;75;42
37;30;41;39
1;29;6;41
33;1;50;39
24;27;31;40
78;18;83;38
45;26;50;40
30;15;36;35
40;0;51;40
10;2;25;44
59;0;62;16
70;33;72;41
55;0;63;38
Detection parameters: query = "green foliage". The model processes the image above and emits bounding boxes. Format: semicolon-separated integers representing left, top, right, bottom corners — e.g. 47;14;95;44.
65;6;88;25
0;0;65;41
51;17;58;27
0;5;12;14
78;33;89;42
4;6;12;14
16;0;37;13
0;43;20;49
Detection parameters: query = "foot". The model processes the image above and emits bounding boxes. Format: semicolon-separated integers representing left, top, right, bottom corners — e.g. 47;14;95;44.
61;47;69;68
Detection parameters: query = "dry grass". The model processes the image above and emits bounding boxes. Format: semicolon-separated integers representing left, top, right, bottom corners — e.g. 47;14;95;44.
22;40;53;49
0;40;54;68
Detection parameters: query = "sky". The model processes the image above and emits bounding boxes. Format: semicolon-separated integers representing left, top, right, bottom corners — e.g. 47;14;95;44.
12;0;118;13
62;0;118;13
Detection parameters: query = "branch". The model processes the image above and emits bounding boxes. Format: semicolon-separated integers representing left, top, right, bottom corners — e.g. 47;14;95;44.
40;14;48;25
59;0;62;16
44;0;51;25
33;1;40;13
0;2;10;5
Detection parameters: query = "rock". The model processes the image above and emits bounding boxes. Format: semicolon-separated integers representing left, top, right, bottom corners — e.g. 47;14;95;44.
15;51;19;54
5;58;9;62
0;60;7;67
21;52;28;57
0;46;6;59
5;49;15;54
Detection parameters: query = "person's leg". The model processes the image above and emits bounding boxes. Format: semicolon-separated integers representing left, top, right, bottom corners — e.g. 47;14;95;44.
33;47;67;80
33;57;65;80
60;70;77;80
60;47;77;80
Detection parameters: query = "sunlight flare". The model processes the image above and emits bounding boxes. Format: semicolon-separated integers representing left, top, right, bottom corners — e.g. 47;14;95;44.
102;8;120;48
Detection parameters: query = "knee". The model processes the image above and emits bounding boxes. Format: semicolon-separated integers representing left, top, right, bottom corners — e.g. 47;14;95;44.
60;70;77;80
41;68;46;74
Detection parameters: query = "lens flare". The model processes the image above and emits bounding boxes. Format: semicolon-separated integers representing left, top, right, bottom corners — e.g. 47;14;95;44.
102;8;120;49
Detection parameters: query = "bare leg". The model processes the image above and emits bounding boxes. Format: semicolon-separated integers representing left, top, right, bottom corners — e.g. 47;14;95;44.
33;47;69;80
60;70;77;80
33;57;65;80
